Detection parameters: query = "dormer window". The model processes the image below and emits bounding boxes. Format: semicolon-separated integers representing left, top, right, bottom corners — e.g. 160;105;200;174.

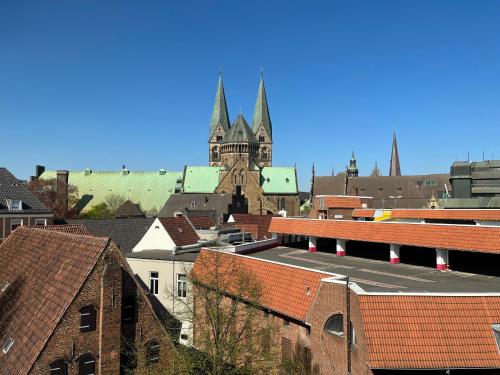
2;338;14;353
7;199;22;211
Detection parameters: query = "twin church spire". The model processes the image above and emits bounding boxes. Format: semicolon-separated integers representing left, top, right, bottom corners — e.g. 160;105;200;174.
208;73;273;167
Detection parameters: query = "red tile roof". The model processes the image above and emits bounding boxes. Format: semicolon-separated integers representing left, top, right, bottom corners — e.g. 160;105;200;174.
229;214;276;240
269;217;500;254
351;209;376;218
33;224;93;236
315;195;363;209
359;295;500;369
187;215;215;230
0;227;110;374
392;209;500;221
159;217;199;247
192;249;331;321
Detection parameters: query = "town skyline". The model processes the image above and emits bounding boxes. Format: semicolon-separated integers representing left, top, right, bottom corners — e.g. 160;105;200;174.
2;1;500;190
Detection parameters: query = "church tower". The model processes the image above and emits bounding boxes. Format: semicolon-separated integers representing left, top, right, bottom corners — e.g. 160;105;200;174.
389;132;401;176
251;74;273;167
209;75;231;166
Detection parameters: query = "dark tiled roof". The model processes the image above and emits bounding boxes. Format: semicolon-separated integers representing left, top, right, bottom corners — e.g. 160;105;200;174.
0;168;52;214
62;217;154;253
32;224;92;236
158;217;199;247
223;114;258;143
159;193;232;224
187;216;215;230
0;227;109;374
114;200;145;218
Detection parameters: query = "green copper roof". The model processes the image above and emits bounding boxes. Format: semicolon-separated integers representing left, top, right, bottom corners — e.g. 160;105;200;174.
223;114;258;143
261;167;297;194
209;76;231;139
183;166;221;193
40;169;182;214
251;76;272;137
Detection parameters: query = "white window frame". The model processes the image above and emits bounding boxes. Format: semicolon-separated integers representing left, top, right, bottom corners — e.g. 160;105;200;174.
10;219;23;231
177;274;187;298
34;218;47;226
150;271;159;295
10;199;22;211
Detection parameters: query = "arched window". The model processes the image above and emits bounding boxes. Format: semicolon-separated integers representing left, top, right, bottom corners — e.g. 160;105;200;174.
79;306;97;332
233;171;238;184
240;170;246;184
49;360;68;375
212;147;219;161
145;340;160;364
259;135;265;142
262;147;268;160
78;354;95;375
324;314;343;336
279;198;287;211
216;134;222;142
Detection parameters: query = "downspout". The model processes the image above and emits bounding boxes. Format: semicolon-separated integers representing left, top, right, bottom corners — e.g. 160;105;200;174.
346;275;351;375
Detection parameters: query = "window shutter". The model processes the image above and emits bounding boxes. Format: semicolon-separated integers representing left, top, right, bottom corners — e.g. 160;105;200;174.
79;306;96;332
78;354;95;375
146;340;160;364
49;360;68;375
122;297;137;323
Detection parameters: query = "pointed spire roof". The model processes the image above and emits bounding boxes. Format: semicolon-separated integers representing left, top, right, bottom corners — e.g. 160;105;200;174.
209;75;231;139
389;132;401;176
223;114;258;143
251;74;272;137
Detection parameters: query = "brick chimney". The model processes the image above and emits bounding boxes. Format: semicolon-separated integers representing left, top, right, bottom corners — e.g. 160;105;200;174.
56;170;69;217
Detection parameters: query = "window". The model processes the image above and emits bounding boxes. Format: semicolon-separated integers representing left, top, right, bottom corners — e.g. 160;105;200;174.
350;321;357;348
35;218;47;227
79;306;97;332
177;274;187;298
216;135;223;142
324;314;343;336
281;337;292;362
212;147;219;161
262;147;268;160
2;338;14;354
146;340;160;364
9;199;22;211
78;354;95;375
303;347;312;374
150;272;159;295
10;219;23;231
259;135;265;142
122;297;137;323
50;360;68;375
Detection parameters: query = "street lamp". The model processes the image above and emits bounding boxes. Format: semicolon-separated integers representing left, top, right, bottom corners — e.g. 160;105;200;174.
389;195;402;208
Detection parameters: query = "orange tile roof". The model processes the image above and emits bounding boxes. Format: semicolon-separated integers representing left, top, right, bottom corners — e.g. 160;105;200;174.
269;217;500;254
33;224;93;236
315;195;362;209
392;209;500;221
192;249;331;321
359;295;500;369
351;209;376;218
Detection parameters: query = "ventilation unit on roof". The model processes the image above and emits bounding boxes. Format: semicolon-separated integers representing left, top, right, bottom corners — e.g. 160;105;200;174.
2;338;14;354
0;281;9;292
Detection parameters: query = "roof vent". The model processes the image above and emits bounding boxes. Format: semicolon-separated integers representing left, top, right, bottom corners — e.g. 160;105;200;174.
1;281;9;292
158;168;166;175
122;168;129;175
84;168;92;176
2;338;14;354
285;178;290;183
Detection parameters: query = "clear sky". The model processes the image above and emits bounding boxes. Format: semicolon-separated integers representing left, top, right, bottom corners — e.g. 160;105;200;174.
2;1;500;190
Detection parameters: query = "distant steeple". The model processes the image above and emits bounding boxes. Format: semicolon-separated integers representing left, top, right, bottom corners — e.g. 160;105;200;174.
371;161;381;177
389;132;401;176
251;74;272;138
209;74;231;139
347;152;359;178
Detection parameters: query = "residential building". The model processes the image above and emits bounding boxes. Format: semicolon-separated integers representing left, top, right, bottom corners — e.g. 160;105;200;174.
226;213;277;240
309;195;372;220
0;226;178;374
0;167;53;242
114;200;145;218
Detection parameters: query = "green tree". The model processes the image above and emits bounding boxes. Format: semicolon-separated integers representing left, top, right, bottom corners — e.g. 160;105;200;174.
80;203;113;219
105;193;127;214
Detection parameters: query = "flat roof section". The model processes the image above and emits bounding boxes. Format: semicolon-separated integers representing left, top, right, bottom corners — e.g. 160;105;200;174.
248;246;500;293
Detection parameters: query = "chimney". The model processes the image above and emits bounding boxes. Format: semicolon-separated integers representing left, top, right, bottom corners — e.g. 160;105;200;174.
56;170;69;217
30;165;46;181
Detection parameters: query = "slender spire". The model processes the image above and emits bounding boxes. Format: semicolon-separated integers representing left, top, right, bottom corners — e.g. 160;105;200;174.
389;131;401;176
251;73;272;137
209;75;230;139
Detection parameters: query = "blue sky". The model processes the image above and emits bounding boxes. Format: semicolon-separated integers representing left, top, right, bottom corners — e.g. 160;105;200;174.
1;1;500;190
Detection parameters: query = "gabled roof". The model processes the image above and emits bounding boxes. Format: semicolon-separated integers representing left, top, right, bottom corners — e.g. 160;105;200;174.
187;216;215;230
223;114;258;143
114;200;144;218
251;76;272;137
359;295;500;369
260;167;297;194
0;168;52;214
351;209;376;218
63;217;154;253
159;193;232;223
183;166;221;193
209;75;231;139
314;195;363;209
0;227;109;374
158;217;200;247
269;217;500;254
192;250;331;321
392;208;500;221
39;169;182;214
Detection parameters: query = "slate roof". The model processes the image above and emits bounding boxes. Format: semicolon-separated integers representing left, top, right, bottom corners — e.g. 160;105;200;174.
260;167;298;194
392;209;500;221
0;227;109;374
209;75;231;138
359;295;500;369
158;217;200;247
183;166;221;193
39;169;182;214
159;193;232;224
62;217;154;253
251;76;272;137
223;114;258;143
269;217;500;254
114;200;145;218
192;250;331;321
0;168;52;215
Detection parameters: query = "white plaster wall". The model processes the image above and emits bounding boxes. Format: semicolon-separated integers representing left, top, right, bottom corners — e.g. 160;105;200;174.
133;218;177;252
